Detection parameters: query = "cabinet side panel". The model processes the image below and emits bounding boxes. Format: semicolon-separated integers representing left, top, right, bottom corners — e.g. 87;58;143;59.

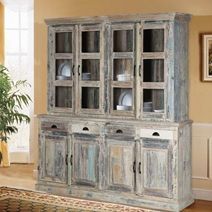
174;21;189;122
178;123;193;201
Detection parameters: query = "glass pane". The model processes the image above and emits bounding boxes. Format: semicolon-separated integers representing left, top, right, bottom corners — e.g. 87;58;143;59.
5;55;20;75
81;87;99;109
56;32;72;53
21;11;29;28
113;88;132;111
82;59;100;81
143;89;164;113
143;29;164;52
82;31;100;53
113;59;133;81
113;30;133;52
5;30;19;53
21;30;29;53
56;59;72;80
5;8;19;29
55;87;72;108
143;59;164;82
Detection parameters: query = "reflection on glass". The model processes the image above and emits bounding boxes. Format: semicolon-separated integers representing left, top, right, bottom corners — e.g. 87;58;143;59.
82;87;99;109
82;59;100;81
56;32;72;53
143;29;164;52
82;31;100;53
143;89;164;113
55;87;72;108
143;59;164;82
113;30;133;52
113;59;133;81
56;59;72;80
113;88;132;111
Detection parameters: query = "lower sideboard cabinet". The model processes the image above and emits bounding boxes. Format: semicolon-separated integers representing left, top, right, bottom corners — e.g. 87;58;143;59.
36;118;193;211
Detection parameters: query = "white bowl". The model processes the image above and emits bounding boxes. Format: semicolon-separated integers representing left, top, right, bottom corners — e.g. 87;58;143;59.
116;105;132;111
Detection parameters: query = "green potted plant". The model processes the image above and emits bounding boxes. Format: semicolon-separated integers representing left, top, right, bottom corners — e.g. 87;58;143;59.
0;65;31;165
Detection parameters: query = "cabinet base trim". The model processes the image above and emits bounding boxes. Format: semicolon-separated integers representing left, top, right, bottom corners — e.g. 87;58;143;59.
193;188;212;201
36;183;194;211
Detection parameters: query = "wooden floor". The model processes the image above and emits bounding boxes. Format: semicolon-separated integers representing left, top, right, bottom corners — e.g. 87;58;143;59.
0;164;212;211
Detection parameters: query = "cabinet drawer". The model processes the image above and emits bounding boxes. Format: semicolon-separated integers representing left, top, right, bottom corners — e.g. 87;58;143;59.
105;124;135;136
139;128;175;140
72;123;101;134
41;121;68;132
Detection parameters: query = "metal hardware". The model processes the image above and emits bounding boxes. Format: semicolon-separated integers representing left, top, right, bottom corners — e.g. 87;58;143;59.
138;162;141;174
134;65;136;76
116;129;123;134
152;132;160;137
139;65;141;77
72;65;75;76
51;125;57;129
78;65;80;76
83;127;89;131
65;154;68;165
133;161;136;173
70;155;73;166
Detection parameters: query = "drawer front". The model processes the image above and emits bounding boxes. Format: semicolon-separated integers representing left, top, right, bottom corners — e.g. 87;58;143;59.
72;123;101;134
41;121;69;132
105;124;135;137
139;128;176;140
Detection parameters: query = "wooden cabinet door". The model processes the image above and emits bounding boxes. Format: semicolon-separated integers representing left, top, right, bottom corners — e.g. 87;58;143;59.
39;132;68;184
72;134;100;188
137;138;173;198
106;138;135;192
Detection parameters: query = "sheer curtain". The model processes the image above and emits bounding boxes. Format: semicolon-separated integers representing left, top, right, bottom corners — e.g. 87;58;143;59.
1;0;34;163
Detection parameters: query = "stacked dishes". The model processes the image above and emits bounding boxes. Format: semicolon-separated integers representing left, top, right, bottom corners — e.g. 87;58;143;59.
117;74;131;81
82;72;91;80
143;102;152;112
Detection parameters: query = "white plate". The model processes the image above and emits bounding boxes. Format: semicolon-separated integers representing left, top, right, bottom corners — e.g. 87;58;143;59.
118;90;132;106
117;105;132;111
154;109;164;113
58;61;71;77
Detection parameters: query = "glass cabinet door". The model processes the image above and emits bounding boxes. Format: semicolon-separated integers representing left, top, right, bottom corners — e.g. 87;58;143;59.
78;25;104;114
49;27;75;112
140;24;167;119
110;24;135;116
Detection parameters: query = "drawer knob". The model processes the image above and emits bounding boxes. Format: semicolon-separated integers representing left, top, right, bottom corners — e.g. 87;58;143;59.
51;125;57;129
152;132;160;136
83;127;89;131
116;129;123;134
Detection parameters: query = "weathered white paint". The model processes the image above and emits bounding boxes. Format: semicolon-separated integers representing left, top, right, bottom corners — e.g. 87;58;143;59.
36;13;192;212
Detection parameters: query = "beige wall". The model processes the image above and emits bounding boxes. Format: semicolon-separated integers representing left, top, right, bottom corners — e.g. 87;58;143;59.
34;0;212;191
0;3;4;64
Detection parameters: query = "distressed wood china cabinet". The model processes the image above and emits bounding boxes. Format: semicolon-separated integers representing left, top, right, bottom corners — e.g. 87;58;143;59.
36;13;193;211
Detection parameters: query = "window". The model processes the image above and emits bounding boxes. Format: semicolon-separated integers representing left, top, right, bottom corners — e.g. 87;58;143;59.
4;6;34;160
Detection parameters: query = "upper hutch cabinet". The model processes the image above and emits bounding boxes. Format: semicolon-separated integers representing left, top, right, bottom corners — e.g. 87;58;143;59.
47;14;189;123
